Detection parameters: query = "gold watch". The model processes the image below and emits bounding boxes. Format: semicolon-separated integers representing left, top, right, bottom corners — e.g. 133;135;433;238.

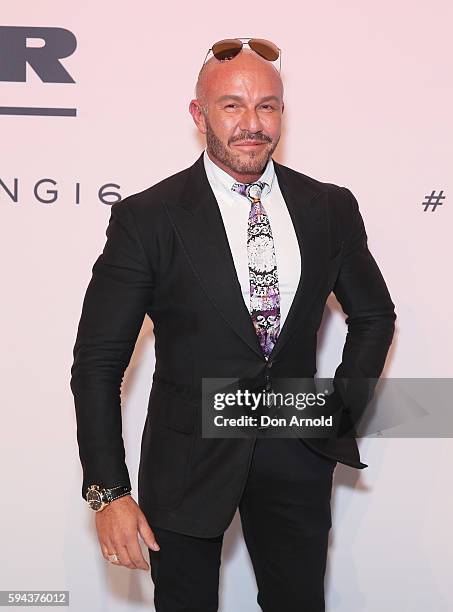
85;484;131;511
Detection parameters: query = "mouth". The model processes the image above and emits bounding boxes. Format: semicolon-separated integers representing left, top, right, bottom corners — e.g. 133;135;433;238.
232;141;268;149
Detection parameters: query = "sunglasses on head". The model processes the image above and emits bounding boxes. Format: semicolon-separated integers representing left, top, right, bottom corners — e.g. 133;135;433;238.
202;38;281;72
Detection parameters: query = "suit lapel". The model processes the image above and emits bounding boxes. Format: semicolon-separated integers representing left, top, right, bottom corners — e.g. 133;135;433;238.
163;152;331;362
269;162;330;361
164;153;264;357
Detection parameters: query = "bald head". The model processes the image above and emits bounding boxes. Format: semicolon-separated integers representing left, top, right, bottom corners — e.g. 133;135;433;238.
189;47;284;183
195;48;283;111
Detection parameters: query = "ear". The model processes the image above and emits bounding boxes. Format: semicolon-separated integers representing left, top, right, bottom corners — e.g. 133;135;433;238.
189;99;207;134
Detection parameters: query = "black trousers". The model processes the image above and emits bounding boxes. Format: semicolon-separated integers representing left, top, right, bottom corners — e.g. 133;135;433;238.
148;437;337;612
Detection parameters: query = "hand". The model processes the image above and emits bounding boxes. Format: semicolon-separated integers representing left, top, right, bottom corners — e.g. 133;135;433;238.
95;494;160;570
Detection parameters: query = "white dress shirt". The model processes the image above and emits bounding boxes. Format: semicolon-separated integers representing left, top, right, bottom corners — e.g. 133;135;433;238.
203;149;301;329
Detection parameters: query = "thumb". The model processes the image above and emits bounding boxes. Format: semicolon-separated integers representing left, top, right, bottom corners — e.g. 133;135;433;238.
138;514;160;551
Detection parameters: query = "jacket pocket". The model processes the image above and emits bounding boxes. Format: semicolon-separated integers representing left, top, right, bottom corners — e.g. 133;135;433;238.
139;384;197;509
148;381;196;434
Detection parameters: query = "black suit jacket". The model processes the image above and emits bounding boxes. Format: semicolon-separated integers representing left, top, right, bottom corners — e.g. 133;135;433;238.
70;152;396;537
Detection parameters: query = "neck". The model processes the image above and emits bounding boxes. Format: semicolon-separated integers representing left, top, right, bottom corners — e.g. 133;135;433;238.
206;149;266;183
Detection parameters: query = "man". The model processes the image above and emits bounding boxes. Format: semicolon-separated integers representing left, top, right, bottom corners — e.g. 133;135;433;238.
71;38;396;611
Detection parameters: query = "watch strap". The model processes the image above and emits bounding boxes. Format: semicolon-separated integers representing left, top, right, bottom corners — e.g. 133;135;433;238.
102;485;131;503
85;484;131;511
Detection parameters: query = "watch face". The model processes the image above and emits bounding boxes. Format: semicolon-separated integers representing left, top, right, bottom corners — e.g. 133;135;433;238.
86;488;103;511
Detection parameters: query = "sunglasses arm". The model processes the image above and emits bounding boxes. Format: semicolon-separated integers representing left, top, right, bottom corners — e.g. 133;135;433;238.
201;48;212;68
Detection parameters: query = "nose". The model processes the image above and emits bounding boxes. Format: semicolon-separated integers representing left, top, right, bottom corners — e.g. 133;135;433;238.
238;107;264;134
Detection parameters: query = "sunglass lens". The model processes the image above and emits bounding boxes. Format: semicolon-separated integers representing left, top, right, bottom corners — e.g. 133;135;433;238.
249;38;280;61
211;39;243;61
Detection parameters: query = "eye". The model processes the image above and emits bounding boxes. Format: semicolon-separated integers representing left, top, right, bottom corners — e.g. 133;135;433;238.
260;104;275;111
225;103;238;109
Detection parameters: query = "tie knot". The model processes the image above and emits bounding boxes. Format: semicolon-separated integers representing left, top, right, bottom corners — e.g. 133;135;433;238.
232;181;267;203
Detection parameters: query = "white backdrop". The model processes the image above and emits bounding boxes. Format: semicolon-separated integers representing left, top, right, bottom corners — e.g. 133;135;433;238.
1;2;453;610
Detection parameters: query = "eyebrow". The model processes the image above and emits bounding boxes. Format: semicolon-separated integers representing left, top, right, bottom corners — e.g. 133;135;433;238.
215;94;281;104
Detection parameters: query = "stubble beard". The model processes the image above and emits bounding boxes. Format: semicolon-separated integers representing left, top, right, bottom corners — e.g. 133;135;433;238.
204;116;278;177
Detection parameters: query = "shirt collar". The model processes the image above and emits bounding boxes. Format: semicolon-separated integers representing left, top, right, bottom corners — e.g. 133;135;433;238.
203;149;275;199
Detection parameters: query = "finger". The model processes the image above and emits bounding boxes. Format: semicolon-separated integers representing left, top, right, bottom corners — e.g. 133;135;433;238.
105;543;122;566
100;542;110;561
114;543;136;569
138;515;160;551
102;539;117;563
125;536;150;571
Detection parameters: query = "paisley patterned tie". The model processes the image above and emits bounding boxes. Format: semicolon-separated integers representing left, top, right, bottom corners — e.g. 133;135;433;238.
231;180;281;358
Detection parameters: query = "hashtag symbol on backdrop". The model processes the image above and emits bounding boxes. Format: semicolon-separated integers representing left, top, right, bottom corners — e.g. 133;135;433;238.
421;190;446;212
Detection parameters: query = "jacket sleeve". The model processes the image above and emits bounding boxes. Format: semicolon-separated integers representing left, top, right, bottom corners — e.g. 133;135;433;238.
70;198;155;500
331;187;397;429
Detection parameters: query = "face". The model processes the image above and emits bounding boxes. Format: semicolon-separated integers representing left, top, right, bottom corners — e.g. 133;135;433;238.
190;52;284;181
